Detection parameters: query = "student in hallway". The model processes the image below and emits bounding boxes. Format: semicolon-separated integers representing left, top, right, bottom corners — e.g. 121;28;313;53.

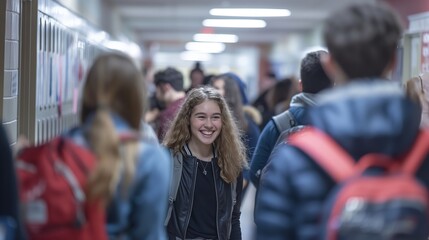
70;53;171;239
154;67;186;142
255;3;429;239
163;87;246;240
249;50;332;187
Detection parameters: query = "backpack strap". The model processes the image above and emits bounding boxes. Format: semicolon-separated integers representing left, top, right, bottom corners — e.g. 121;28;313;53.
288;127;355;182
165;149;183;226
272;110;296;133
118;132;141;142
401;130;429;175
274;125;307;147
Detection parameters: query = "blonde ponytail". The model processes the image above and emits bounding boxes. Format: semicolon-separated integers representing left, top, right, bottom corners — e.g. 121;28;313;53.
86;109;121;203
81;53;145;203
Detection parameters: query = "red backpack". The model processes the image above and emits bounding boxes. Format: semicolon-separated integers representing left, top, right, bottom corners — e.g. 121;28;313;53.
16;136;107;240
289;127;429;240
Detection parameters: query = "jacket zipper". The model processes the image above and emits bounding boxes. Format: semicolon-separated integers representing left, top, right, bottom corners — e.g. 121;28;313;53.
183;158;198;239
212;160;220;239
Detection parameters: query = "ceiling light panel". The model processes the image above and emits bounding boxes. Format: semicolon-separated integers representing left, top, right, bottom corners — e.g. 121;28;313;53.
203;19;266;28
210;8;291;17
193;33;239;43
185;42;225;53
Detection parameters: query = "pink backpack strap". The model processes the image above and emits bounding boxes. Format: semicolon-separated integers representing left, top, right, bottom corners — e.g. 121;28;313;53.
288;127;355;182
401;130;429;175
118;131;141;142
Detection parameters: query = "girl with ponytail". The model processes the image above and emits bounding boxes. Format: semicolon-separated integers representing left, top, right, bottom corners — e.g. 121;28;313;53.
73;52;171;239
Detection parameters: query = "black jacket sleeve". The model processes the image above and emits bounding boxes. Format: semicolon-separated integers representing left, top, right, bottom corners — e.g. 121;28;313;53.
230;172;243;240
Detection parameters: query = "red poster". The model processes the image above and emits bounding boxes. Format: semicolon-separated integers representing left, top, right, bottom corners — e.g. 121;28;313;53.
421;32;429;73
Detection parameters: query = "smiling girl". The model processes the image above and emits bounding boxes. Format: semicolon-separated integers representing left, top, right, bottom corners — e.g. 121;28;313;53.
163;87;247;240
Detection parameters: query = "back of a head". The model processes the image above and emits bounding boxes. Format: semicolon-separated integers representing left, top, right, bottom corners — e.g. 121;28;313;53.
81;52;146;201
82;53;145;130
270;78;298;108
154;67;184;91
323;3;403;79
300;50;332;94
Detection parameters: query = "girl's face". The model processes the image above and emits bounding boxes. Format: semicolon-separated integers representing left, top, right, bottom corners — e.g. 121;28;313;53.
189;100;222;147
212;79;226;97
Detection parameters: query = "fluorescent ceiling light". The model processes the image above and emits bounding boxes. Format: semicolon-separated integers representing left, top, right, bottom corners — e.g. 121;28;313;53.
193;33;239;43
203;19;266;28
181;51;212;62
185;42;225;53
210;8;291;17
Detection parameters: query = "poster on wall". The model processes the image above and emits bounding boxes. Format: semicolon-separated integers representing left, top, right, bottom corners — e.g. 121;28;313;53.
421;31;429;73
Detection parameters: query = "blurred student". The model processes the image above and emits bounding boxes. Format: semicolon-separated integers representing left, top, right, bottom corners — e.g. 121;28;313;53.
163;87;246;240
154;67;186;142
405;74;429;128
211;73;261;190
252;78;299;129
187;62;205;92
73;53;170;239
256;3;429;239
249;50;332;187
0;126;25;240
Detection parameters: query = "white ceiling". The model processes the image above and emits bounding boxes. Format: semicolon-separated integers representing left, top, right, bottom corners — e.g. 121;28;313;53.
104;0;377;53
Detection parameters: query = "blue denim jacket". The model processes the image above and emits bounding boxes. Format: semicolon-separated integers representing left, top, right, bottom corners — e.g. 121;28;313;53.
69;114;171;240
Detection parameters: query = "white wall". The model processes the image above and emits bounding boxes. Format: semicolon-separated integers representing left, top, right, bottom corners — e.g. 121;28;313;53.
269;26;325;79
53;0;101;27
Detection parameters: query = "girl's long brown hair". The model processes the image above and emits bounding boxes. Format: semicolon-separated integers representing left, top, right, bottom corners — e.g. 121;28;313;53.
81;53;146;202
163;87;246;182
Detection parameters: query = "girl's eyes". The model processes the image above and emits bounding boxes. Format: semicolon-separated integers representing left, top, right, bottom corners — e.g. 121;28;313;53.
196;115;221;120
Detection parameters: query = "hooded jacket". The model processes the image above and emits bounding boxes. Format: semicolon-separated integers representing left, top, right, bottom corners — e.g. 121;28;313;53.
255;80;429;240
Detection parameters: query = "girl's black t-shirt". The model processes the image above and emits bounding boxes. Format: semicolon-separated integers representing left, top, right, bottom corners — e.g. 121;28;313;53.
186;158;218;239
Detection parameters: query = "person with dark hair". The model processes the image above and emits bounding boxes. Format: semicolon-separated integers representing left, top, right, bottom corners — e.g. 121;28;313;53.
187;62;205;92
202;74;215;86
249;50;332;187
154;67;186;141
300;50;332;94
255;3;429;239
163;87;246;240
253;78;299;129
